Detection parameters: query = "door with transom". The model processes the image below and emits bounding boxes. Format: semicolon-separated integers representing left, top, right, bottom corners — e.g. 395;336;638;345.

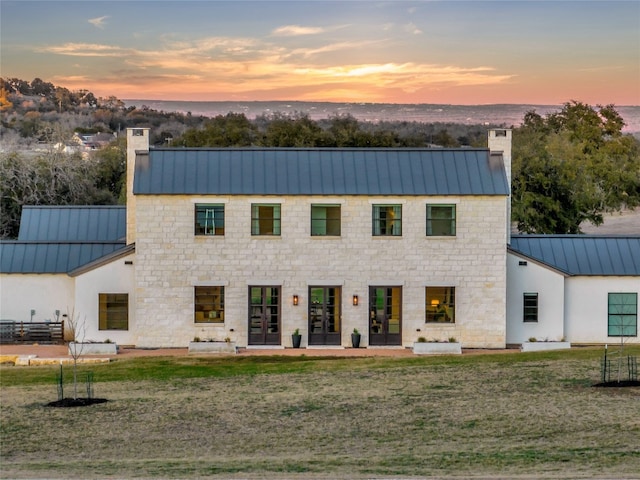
369;286;402;346
248;286;281;345
308;286;341;345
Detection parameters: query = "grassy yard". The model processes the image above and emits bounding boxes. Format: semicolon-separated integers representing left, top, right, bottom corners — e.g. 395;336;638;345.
1;347;639;479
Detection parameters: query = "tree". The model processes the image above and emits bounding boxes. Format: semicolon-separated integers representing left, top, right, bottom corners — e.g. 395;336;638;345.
512;102;640;233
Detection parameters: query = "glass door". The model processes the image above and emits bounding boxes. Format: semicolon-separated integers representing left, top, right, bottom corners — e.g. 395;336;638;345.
308;286;341;345
248;286;281;345
369;286;402;345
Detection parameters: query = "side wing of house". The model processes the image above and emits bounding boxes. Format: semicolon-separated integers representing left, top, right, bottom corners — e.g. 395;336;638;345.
508;235;640;345
566;276;639;344
506;251;566;344
70;245;136;345
0;206;133;343
0;269;75;323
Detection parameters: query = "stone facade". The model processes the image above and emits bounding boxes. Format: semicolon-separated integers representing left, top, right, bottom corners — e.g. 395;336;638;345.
132;193;507;348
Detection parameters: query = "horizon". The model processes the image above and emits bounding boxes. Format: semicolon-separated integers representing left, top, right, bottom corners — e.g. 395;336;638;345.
122;99;640;108
2;1;639;105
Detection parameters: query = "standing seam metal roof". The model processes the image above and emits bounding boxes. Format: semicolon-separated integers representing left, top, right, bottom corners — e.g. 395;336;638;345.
509;235;640;276
0;242;127;274
18;206;126;242
133;148;509;196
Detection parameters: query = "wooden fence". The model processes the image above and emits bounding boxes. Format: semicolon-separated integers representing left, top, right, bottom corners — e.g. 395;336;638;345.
0;321;65;344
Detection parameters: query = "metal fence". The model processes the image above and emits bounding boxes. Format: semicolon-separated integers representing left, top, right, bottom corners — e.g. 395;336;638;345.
0;321;64;344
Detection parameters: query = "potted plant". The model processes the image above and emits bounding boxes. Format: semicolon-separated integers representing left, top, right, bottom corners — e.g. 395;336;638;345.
292;328;302;348
351;328;361;348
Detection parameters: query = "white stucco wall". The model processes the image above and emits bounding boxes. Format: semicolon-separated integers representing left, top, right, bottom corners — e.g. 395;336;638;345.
73;252;136;345
133;194;508;348
0;274;74;323
506;253;566;344
565;277;639;345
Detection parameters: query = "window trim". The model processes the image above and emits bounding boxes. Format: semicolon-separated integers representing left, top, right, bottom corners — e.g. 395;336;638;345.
607;292;637;337
251;203;281;236
311;204;341;237
426;204;456;237
425;287;455;323
195;204;225;236
98;293;129;330
372;204;402;236
194;286;225;324
523;292;539;323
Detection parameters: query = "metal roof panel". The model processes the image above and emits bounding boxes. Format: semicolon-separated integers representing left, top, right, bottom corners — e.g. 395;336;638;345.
510;235;640;276
1;242;126;274
18;206;126;242
133;148;509;196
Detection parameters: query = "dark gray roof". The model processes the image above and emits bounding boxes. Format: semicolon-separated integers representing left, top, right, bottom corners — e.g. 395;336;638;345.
134;148;509;196
0;242;126;274
18;206;126;242
509;235;640;276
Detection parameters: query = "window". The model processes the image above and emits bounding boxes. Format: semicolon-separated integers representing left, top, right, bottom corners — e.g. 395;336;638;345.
523;293;538;322
426;205;456;236
195;286;225;323
311;204;341;236
251;204;281;235
425;287;455;323
372;205;402;236
608;293;637;337
195;204;224;236
99;294;128;330
132;129;144;136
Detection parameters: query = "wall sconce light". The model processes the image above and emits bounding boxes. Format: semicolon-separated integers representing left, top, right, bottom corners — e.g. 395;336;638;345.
352;295;359;306
293;295;299;306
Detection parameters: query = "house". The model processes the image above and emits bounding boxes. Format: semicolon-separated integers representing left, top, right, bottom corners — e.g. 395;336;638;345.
124;128;510;348
55;132;116;157
2;127;637;350
0;206;134;343
507;235;639;345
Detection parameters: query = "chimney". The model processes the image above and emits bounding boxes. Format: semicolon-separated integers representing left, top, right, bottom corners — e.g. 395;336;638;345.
488;129;512;243
126;128;149;245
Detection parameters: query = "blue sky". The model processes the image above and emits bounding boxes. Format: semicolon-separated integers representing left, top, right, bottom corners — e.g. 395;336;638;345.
1;1;639;104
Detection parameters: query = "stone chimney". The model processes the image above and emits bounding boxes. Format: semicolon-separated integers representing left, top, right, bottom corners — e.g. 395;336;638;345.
126;128;149;245
488;129;512;243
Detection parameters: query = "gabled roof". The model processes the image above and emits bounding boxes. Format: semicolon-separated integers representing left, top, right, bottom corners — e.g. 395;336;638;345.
134;148;509;196
0;242;127;274
509;235;640;276
18;206;126;242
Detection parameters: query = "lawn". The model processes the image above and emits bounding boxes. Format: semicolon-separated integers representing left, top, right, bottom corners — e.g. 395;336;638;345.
1;347;639;479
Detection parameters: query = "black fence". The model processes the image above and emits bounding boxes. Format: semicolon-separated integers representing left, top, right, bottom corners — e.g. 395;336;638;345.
0;321;65;344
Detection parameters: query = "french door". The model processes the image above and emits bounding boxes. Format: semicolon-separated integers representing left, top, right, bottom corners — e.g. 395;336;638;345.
308;286;341;345
369;286;402;346
248;286;281;345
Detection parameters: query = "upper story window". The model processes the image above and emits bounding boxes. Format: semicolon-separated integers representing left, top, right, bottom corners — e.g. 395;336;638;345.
372;205;402;236
426;204;456;236
195;204;225;236
425;287;455;323
523;293;539;322
608;293;637;337
99;293;128;330
194;286;224;323
251;204;281;236
311;204;341;236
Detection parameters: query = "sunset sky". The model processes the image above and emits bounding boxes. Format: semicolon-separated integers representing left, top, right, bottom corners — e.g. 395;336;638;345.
1;0;639;105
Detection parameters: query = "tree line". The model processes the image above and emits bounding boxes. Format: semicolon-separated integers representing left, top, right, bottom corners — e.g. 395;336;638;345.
1;77;638;238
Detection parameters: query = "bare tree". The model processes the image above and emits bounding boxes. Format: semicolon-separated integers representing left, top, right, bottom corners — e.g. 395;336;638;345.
65;308;86;400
